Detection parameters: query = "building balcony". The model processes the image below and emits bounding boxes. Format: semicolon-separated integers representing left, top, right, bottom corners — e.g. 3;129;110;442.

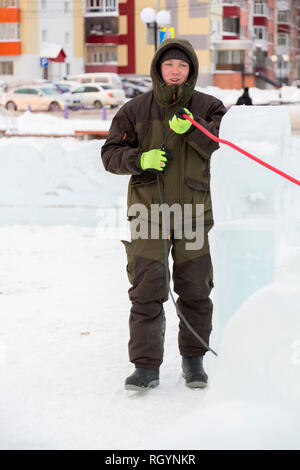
0;6;20;22
0;41;21;55
223;5;240;18
216;63;245;72
253;16;268;27
86;35;119;44
85;0;118;17
222;31;239;40
212;39;252;51
278;24;291;34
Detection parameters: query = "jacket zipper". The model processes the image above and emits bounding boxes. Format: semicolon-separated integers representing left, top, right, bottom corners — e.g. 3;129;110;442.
171;86;182;207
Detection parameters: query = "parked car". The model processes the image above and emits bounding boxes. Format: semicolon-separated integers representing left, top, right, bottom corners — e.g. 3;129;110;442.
71;83;125;108
53;80;83;93
121;78;149;98
0;85;81;111
0;80;7;93
67;72;123;90
126;77;152;89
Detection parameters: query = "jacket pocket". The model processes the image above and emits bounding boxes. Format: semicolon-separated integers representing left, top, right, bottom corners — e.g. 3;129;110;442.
185;176;210;192
184;176;214;225
121;240;134;285
127;175;158;217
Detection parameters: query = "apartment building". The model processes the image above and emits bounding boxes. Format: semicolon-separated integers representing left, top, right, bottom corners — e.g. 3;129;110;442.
274;0;300;85
0;0;21;78
84;0;135;74
0;0;84;84
84;0;211;86
211;1;278;89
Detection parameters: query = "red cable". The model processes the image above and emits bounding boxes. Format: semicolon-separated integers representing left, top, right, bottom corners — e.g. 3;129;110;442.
182;113;300;187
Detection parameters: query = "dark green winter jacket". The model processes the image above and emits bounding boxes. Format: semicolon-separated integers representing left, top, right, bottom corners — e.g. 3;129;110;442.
101;38;227;225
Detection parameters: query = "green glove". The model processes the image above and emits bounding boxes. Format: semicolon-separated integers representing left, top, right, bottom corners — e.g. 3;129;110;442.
140;149;167;172
169;108;193;134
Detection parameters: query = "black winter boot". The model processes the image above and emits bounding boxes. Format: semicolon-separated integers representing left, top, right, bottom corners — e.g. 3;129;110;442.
125;367;159;391
182;356;208;388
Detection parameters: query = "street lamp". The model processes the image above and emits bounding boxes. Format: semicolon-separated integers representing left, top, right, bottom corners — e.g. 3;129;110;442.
140;7;171;51
271;53;290;86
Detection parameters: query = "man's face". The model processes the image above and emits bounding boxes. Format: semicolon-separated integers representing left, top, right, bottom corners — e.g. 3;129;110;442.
160;59;190;86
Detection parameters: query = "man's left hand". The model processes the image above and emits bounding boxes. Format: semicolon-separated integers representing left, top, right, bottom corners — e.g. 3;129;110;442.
169;108;193;134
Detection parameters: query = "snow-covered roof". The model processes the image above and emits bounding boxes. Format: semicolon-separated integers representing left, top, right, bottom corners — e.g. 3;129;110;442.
40;43;66;60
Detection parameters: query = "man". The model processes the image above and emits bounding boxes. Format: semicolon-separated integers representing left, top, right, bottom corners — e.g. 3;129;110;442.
236;87;253;105
101;38;226;391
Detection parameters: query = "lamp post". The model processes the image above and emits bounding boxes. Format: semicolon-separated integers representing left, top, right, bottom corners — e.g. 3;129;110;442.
140;8;171;52
271;53;290;87
271;53;290;99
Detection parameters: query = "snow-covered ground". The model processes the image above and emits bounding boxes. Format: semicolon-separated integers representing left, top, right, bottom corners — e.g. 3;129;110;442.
0;101;299;450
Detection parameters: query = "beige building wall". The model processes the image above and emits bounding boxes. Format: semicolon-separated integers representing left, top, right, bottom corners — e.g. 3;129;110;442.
118;44;128;67
19;0;39;54
73;0;84;59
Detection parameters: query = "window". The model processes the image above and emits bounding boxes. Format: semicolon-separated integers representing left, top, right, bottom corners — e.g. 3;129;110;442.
278;11;289;23
0;0;19;6
87;17;118;37
254;2;268;16
105;0;117;12
0;23;20;40
72;87;84;93
216;50;245;66
254;27;267;40
87;45;116;64
232;50;244;64
216;51;230;64
278;33;288;46
95;77;108;83
86;0;117;13
84;86;99;92
105;47;117;63
223;17;239;34
96;84;111;89
0;61;13;75
40;88;58;95
14;88;29;94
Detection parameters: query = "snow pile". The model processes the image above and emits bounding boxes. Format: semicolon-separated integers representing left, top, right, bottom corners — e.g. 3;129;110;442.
152;250;300;449
0;138;128;208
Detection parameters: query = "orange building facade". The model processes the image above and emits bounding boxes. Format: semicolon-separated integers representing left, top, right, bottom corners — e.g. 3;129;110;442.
0;3;21;75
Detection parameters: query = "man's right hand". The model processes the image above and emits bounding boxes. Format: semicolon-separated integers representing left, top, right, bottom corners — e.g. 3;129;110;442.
140;149;168;172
